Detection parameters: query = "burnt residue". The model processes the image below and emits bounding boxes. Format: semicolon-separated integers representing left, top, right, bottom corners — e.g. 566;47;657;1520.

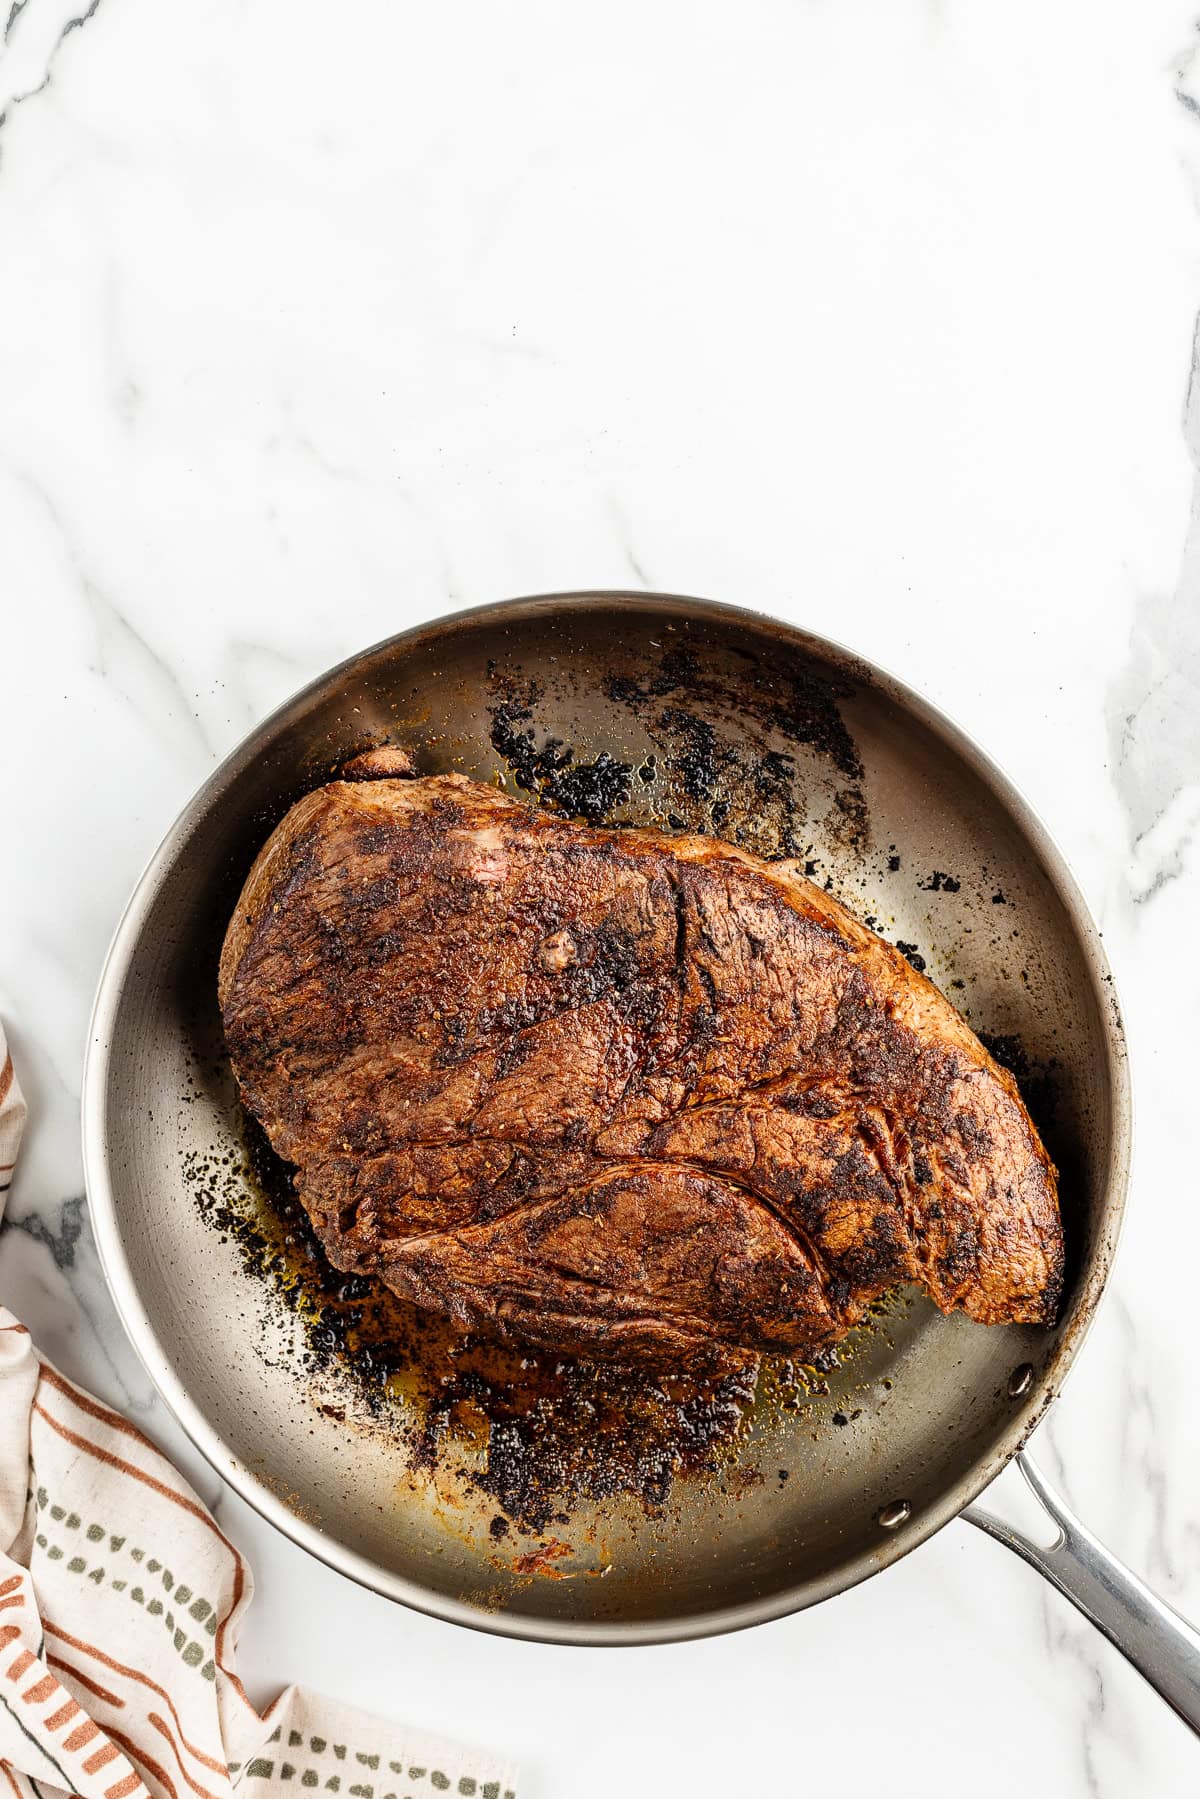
550;755;632;824
604;644;862;782
186;1117;422;1386
767;665;863;782
658;709;725;802
483;638;868;863
827;786;869;850
599;642;867;859
606;642;702;702
185;1113;819;1536
977;1030;1062;1134
489;678;633;824
894;940;927;974
423;1356;759;1535
482;640;867;877
918;871;962;894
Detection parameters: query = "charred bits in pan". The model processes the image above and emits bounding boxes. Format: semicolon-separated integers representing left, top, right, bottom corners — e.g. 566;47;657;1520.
487;673;634;824
605;641;869;859
185;1113;798;1537
485;640;868;867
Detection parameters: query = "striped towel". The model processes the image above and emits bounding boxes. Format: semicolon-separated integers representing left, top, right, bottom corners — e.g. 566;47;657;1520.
0;1028;518;1799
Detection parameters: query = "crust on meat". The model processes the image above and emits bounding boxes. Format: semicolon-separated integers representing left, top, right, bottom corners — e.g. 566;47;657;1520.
220;773;1063;1364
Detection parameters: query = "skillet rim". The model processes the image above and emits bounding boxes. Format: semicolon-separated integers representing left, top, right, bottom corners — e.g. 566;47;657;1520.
81;590;1132;1645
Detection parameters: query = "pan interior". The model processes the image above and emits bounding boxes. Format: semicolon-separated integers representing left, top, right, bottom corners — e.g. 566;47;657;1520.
86;595;1125;1641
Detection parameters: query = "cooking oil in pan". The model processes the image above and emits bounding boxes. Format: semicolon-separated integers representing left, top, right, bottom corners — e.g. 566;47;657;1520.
183;1114;883;1548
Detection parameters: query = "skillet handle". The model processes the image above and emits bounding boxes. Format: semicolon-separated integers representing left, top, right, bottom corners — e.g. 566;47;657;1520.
963;1451;1200;1735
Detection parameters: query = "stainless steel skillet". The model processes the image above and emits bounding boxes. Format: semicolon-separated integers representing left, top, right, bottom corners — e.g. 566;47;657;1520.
83;593;1200;1726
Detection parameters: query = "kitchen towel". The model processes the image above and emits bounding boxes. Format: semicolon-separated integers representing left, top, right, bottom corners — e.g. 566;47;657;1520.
0;1027;518;1799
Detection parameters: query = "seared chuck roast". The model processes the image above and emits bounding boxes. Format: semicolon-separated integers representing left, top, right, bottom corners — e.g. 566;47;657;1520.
219;766;1063;1367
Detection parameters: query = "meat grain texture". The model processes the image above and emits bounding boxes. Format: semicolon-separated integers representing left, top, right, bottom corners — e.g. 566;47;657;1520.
219;760;1063;1369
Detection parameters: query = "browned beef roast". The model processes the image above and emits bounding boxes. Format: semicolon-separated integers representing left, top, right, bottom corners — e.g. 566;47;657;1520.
218;759;1063;1367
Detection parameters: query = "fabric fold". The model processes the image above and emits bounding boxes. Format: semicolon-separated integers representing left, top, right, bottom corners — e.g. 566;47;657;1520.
0;1026;517;1799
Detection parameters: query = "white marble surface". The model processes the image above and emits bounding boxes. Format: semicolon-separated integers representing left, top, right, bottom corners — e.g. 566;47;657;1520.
4;0;1200;1790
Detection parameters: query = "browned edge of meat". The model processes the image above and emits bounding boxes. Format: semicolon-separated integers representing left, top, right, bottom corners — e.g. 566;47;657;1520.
219;770;1063;1369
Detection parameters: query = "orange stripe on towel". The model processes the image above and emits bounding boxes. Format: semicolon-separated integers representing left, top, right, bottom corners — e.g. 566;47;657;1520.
47;1654;124;1708
42;1624;228;1776
21;1674;59;1705
44;1696;82;1730
31;1402;250;1699
82;1741;121;1774
105;1774;146;1799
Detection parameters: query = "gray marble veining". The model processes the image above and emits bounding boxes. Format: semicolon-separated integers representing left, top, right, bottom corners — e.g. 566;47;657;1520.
3;0;1200;1790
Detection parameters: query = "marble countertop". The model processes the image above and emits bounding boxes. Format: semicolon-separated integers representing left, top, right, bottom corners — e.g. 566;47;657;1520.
4;0;1200;1791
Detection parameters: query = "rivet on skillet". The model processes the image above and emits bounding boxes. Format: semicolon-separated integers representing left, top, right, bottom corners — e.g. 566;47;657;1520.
877;1500;912;1530
1008;1363;1035;1398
